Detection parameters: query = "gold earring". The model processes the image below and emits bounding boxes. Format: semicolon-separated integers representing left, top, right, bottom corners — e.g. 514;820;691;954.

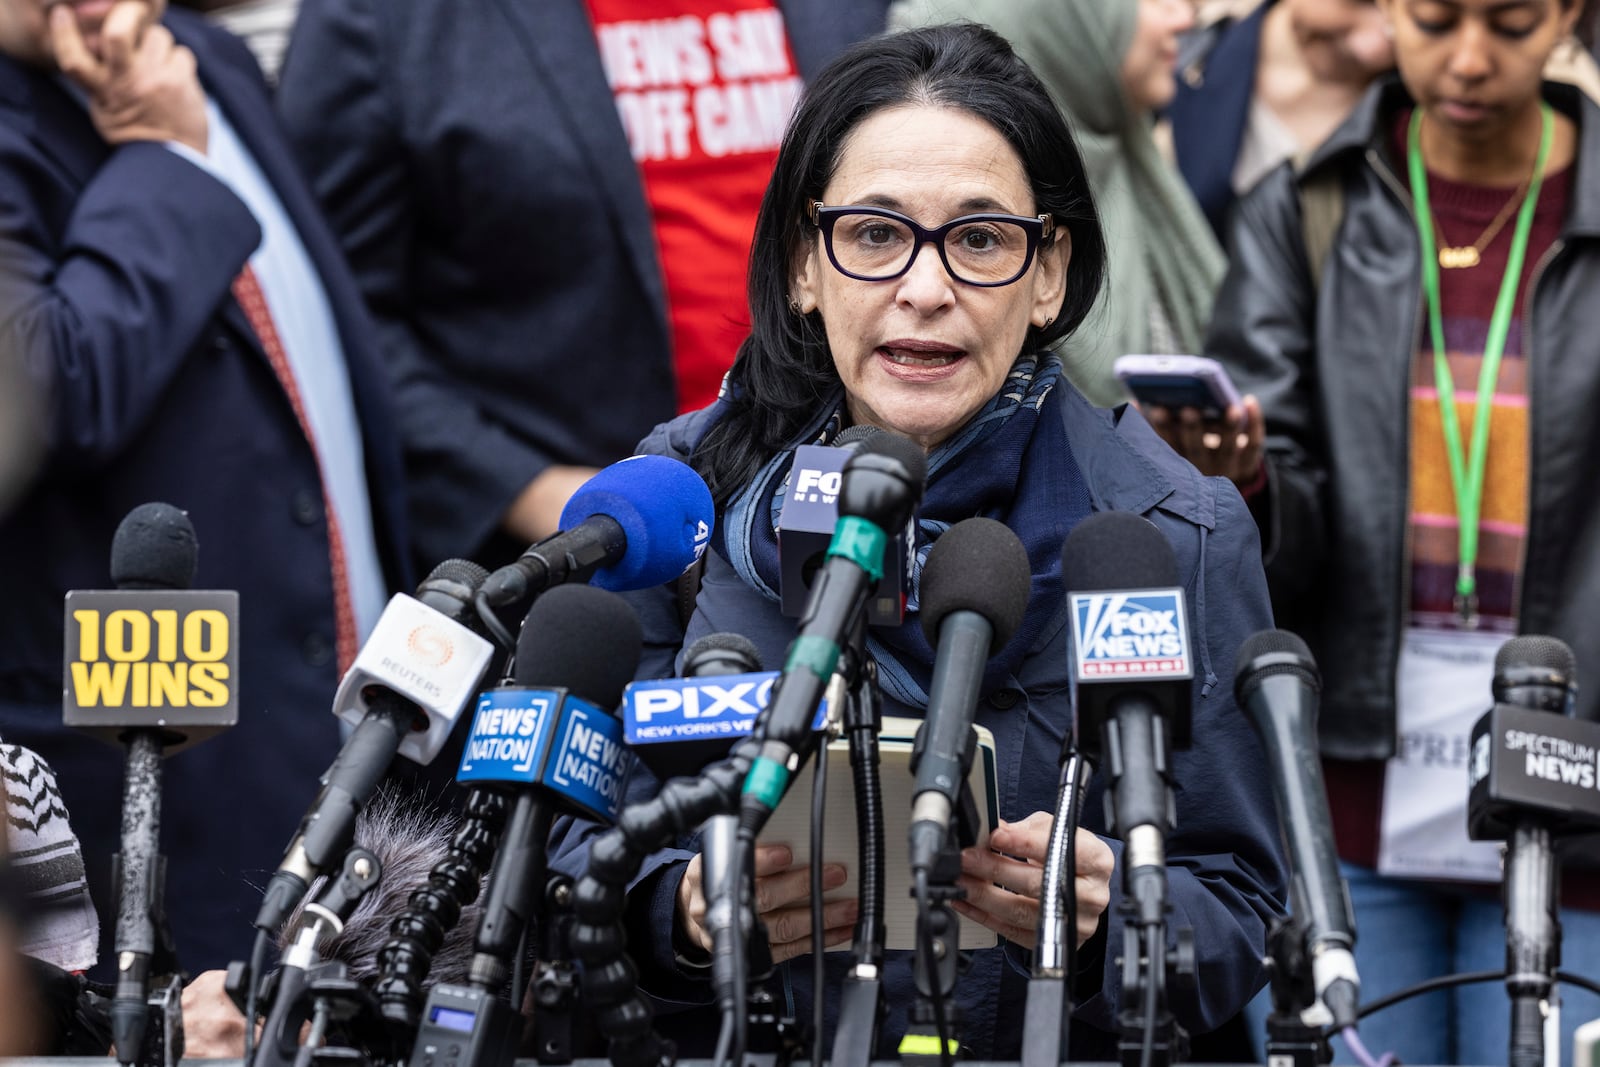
789;298;802;314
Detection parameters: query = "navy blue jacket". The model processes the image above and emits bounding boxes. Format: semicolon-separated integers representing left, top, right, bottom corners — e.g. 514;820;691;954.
0;10;410;971
1168;1;1272;239
550;387;1287;1058
276;0;891;568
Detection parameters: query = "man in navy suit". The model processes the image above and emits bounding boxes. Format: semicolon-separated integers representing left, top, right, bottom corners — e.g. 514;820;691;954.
278;0;890;570
0;0;410;971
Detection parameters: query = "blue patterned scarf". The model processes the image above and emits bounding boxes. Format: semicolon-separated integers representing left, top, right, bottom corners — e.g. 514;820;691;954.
716;355;1092;709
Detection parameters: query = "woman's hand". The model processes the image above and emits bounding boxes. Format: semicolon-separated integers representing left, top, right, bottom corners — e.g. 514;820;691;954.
1142;395;1266;490
955;811;1114;950
675;845;858;965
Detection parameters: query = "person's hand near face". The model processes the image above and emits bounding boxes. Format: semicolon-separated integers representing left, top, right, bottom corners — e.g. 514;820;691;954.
46;0;207;154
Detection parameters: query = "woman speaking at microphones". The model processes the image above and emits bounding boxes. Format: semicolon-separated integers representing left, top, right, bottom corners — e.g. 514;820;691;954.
549;23;1288;1062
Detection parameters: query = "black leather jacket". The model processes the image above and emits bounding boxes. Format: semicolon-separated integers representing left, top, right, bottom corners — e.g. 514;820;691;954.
1205;78;1600;759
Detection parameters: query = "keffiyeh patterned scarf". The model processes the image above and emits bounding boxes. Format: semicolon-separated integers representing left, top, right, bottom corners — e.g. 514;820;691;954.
2;742;99;971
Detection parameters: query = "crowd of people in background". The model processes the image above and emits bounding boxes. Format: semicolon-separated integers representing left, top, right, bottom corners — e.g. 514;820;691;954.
2;0;1600;1062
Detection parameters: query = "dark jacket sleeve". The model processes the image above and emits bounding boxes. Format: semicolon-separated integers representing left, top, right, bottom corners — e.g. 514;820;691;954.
1203;164;1330;609
277;0;555;562
1162;482;1286;1031
0;137;258;470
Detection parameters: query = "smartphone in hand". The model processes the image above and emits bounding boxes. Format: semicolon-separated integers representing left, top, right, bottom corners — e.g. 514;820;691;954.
1113;354;1242;423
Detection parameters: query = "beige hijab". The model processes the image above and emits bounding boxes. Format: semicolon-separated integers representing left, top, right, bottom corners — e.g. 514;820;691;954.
890;0;1227;405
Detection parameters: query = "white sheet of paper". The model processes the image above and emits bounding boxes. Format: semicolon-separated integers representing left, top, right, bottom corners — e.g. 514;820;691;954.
1377;627;1507;883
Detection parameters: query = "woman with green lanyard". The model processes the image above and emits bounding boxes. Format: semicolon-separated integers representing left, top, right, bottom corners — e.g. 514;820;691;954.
1153;0;1600;1062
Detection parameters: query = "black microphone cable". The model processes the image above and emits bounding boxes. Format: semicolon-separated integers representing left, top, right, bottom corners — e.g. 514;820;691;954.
829;651;889;1067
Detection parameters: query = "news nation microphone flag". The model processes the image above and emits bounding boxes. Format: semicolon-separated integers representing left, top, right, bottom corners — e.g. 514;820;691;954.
456;583;643;823
457;688;632;824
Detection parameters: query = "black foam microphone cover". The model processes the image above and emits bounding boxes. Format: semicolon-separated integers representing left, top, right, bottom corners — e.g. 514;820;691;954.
919;517;1031;648
513;584;644;708
683;632;764;677
833;425;886;451
1493;635;1579;718
857;430;928;490
109;503;197;590
1061;510;1178;592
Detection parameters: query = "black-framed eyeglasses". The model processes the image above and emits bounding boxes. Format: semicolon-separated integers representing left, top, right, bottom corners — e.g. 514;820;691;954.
808;202;1055;288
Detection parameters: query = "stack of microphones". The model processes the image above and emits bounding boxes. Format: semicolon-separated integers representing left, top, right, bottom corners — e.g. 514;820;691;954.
86;441;1600;1067
226;453;713;1067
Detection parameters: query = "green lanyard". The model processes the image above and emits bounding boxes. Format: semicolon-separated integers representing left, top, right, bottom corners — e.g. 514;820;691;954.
1405;103;1552;626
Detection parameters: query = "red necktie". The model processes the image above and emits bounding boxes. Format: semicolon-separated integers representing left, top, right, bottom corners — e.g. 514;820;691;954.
231;265;358;675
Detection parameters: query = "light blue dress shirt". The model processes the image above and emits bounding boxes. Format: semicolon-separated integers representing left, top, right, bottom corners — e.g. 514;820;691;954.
170;98;387;643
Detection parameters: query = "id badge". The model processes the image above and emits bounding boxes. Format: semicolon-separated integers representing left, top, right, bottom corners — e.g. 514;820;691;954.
1376;627;1507;882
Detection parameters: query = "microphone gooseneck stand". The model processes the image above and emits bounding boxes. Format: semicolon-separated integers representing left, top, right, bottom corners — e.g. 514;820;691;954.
831;655;889;1067
570;738;762;1067
1021;748;1092;1067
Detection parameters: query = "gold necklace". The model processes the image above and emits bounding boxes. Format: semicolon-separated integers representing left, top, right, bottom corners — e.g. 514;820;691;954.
1432;176;1532;269
1424;116;1541;270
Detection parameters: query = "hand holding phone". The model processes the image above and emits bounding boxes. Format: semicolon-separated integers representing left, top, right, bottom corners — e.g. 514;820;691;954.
1113;354;1243;423
1116;355;1266;490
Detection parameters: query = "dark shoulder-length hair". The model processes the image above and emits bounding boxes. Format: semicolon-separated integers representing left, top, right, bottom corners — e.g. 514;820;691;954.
693;22;1107;505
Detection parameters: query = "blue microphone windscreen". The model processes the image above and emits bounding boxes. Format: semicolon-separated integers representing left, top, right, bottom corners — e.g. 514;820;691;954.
559;455;713;592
